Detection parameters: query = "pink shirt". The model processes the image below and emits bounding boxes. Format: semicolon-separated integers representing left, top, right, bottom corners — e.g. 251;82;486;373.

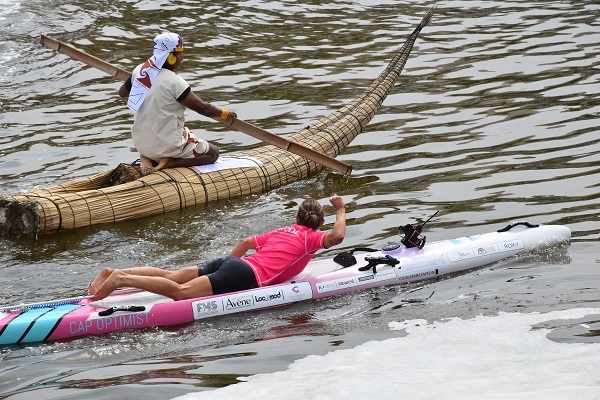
243;224;327;287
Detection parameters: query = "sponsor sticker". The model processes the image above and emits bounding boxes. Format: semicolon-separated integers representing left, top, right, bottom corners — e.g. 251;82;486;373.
192;282;313;320
447;239;525;262
194;299;219;317
316;268;397;294
398;257;446;282
399;269;439;282
224;294;253;311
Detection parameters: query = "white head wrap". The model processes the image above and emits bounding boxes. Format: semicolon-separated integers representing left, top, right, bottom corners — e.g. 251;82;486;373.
127;32;183;112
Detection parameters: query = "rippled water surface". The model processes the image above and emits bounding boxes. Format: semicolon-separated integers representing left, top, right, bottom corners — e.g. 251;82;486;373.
0;0;599;399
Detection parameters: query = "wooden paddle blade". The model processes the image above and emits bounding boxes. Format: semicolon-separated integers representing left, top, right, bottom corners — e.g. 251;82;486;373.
40;35;130;81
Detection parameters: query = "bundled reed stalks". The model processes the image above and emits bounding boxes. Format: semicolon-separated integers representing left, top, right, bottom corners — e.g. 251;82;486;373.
0;6;435;238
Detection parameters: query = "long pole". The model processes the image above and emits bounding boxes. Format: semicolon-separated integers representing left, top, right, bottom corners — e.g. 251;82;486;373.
40;35;352;176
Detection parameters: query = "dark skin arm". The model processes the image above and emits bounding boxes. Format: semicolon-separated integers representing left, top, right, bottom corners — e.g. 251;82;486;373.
118;79;238;120
118;79;130;98
180;91;237;120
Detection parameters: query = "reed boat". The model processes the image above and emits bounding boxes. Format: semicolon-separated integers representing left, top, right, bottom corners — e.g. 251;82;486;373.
0;7;435;238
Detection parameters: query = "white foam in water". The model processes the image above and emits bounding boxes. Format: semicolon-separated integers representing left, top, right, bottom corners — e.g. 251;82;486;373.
0;0;21;74
0;0;20;20
174;308;600;400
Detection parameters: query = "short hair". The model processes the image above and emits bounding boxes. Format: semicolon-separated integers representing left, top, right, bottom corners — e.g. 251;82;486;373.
296;199;324;230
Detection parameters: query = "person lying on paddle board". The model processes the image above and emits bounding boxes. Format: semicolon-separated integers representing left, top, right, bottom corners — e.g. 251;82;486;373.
88;194;347;301
119;32;237;174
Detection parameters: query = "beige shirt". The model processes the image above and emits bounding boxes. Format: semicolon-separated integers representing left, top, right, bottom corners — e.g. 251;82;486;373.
130;66;190;161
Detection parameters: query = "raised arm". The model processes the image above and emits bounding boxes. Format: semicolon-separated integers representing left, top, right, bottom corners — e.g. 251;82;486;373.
323;194;346;249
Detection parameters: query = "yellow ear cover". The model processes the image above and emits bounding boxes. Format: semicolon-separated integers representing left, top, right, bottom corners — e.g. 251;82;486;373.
167;53;177;65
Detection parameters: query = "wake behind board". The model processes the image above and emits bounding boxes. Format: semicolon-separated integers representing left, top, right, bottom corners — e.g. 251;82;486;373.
0;222;570;345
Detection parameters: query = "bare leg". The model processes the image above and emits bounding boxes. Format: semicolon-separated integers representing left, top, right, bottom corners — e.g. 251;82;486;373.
154;158;170;171
139;155;156;175
155;143;220;171
88;266;199;295
119;265;200;284
92;270;213;301
88;267;113;295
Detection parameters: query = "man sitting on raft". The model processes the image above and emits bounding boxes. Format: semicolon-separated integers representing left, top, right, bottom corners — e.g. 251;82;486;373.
88;195;347;300
119;32;237;174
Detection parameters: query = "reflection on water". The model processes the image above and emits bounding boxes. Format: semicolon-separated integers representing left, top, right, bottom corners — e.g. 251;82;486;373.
0;0;599;399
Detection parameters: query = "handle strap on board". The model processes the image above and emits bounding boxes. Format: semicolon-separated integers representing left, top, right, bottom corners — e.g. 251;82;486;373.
358;255;400;274
98;305;146;316
497;221;539;233
333;247;379;268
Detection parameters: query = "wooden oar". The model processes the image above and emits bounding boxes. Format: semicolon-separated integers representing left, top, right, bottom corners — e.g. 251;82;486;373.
39;35;352;176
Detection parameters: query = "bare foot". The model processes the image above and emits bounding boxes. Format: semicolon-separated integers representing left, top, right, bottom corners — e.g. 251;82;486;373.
92;270;124;300
88;267;113;295
154;158;171;171
139;155;156;176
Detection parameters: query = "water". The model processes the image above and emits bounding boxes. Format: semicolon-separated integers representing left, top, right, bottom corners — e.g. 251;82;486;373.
1;0;599;398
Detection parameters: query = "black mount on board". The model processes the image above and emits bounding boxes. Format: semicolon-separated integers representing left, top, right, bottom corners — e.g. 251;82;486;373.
398;210;440;249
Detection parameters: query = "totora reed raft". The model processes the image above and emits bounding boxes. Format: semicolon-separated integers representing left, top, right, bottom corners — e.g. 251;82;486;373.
0;7;435;238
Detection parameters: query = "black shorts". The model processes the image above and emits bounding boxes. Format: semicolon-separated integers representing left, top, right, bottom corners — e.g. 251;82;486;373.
198;256;258;295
